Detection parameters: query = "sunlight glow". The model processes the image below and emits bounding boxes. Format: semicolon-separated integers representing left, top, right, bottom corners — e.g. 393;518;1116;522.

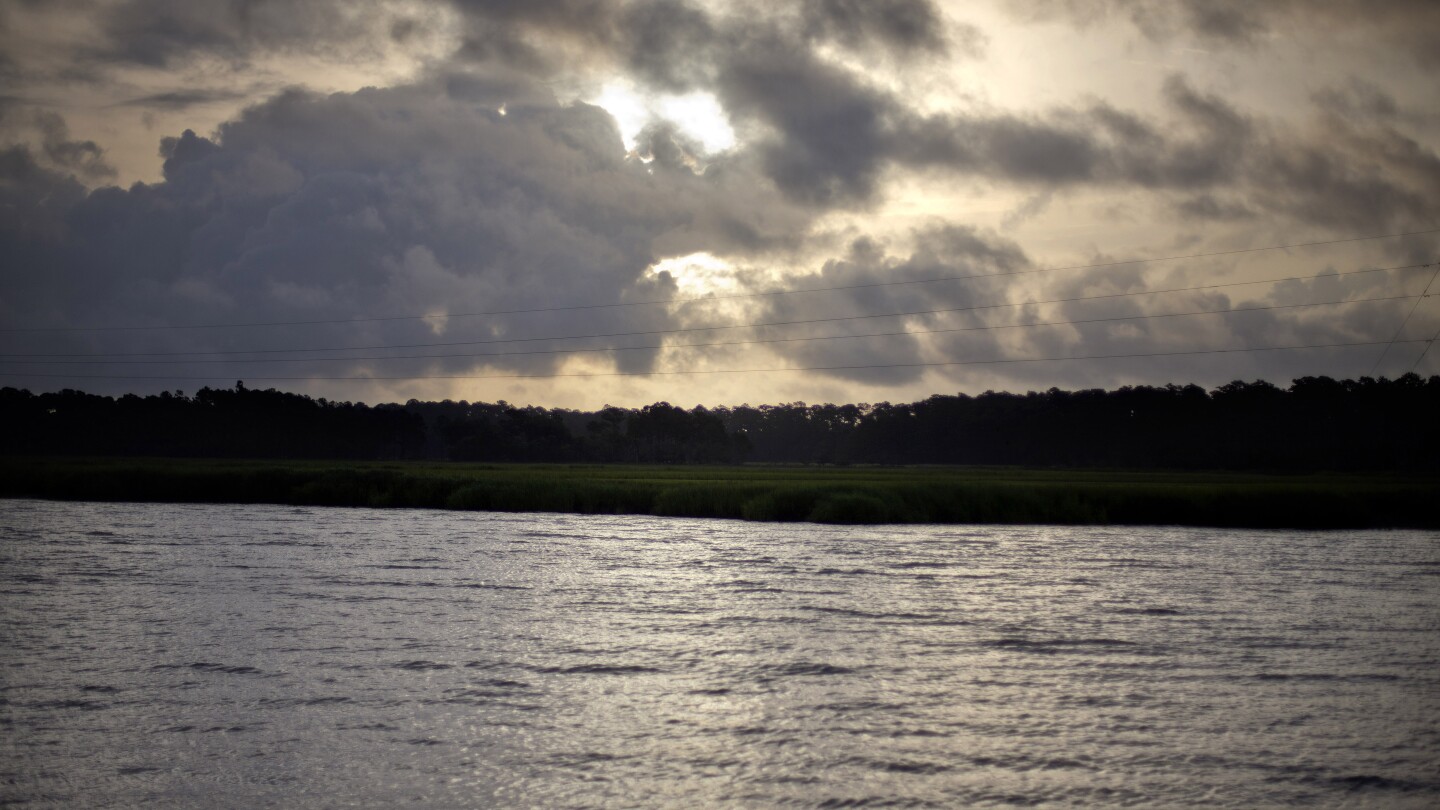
593;82;651;151
655;92;736;153
589;81;736;155
646;252;740;296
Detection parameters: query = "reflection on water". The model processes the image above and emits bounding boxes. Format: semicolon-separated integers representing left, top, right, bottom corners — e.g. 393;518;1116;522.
1;499;1437;807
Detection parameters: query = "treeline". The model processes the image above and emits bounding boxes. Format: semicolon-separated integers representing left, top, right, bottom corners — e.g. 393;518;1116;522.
2;374;1437;470
0;383;424;460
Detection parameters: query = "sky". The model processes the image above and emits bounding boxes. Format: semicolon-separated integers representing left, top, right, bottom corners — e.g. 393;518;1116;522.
2;0;1438;409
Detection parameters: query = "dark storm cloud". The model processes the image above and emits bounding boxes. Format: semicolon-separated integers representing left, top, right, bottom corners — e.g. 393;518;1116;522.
0;106;116;182
0;75;812;385
725;220;1413;390
1007;0;1440;65
616;0;719;92
448;0;617;76
709;34;1098;204
20;0;1427;235
0;145;89;243
117;89;252;110
922;251;1425;393
32;112;116;181
799;0;954;57
437;1;981;206
1312;81;1404;124
443;2;967;206
2;0;1435;399
83;0;399;68
447;0;960;76
1172;194;1252;222
579;7;1435;236
888;77;1250;189
1005;0;1266;44
0;0;440;105
719;226;1030;385
458;0;721;93
716;41;899;205
888;75;1440;234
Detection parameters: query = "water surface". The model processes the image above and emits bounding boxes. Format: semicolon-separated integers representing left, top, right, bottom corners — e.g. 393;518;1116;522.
2;500;1437;807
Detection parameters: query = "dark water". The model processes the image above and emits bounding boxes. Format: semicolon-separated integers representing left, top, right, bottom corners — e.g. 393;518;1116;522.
1;500;1437;808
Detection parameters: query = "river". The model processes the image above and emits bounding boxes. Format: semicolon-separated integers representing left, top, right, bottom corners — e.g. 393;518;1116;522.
2;499;1437;807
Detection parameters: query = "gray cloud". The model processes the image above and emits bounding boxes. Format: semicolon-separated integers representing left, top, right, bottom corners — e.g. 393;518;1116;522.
82;0;407;68
1312;81;1404;124
1005;0;1266;44
717;41;899;205
0;107;116;182
1;0;1435;401
0;145;90;243
888;75;1440;233
617;0;720;92
799;0;954;57
449;0;619;76
446;0;965;83
923;253;1426;392
0;75;815;388
26;0;1429;236
34;112;116;181
710;226;1030;386
117;89;252;110
1006;0;1440;65
1172;194;1252;222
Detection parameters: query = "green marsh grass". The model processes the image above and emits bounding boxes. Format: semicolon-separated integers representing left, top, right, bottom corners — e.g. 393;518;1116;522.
1;457;1435;528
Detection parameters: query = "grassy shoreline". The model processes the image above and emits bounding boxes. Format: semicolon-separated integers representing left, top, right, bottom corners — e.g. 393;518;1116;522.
2;457;1436;529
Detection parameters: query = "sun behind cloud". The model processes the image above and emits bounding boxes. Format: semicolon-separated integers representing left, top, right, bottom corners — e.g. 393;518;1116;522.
589;80;736;155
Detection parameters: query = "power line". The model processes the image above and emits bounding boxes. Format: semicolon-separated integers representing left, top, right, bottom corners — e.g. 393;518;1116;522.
3;227;1438;335
0;294;1412;366
3;339;1428;383
1367;263;1440;376
3;263;1427;359
1409;323;1440;375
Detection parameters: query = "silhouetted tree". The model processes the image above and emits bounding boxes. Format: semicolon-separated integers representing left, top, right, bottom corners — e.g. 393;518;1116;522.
3;375;1436;469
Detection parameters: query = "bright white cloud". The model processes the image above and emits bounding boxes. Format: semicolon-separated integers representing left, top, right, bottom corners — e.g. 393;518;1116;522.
589;81;735;155
646;252;740;295
656;92;736;153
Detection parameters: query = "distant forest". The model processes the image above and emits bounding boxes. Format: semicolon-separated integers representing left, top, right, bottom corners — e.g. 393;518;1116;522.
2;375;1437;471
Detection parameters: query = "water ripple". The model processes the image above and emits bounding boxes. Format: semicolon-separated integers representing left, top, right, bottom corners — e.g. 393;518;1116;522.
1;499;1437;808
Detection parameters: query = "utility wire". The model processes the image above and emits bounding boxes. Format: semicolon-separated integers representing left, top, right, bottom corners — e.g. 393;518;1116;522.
1367;263;1440;377
1409;323;1440;375
2;263;1426;360
3;228;1438;335
0;294;1412;366
2;339;1427;382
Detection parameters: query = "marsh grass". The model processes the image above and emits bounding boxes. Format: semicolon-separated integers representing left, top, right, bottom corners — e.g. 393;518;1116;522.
1;457;1434;528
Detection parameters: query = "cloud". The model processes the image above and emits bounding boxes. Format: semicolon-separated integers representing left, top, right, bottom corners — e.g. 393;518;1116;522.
1006;0;1440;65
616;0;721;92
1;0;1435;403
116;89;252;110
799;0;956;57
446;0;968;83
0;145;90;244
22;0;1428;236
717;41;900;205
698;226;1030;386
33;112;116;181
0;106;116;182
711;219;1432;392
78;0;412;68
889;75;1440;234
0;74;816;387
